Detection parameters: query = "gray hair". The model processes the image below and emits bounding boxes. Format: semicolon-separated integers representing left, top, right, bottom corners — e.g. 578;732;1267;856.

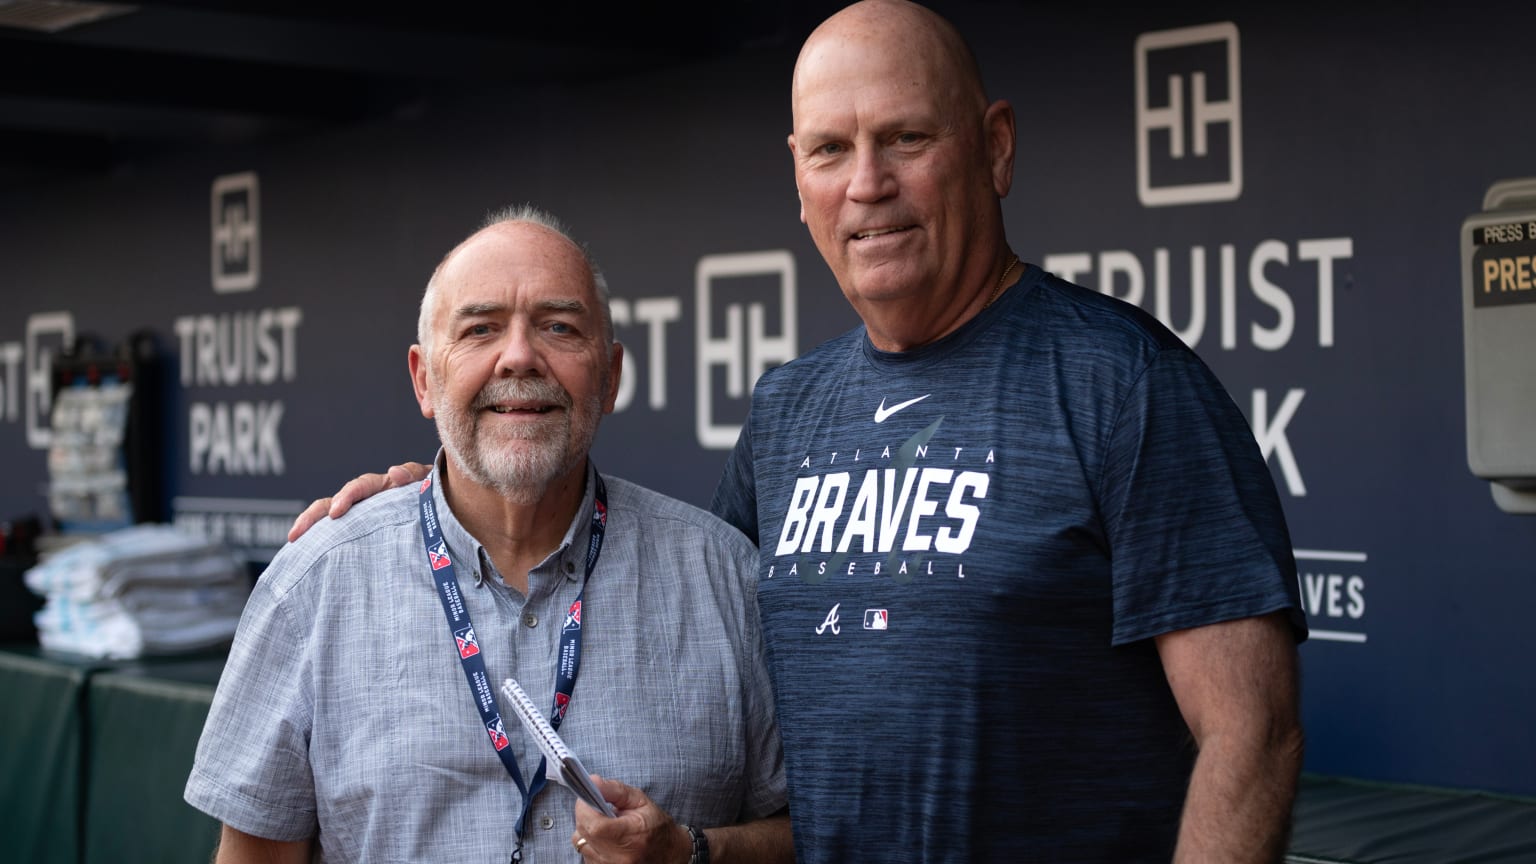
416;204;613;355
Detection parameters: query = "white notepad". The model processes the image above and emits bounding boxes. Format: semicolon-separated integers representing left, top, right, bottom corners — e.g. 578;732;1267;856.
500;677;617;817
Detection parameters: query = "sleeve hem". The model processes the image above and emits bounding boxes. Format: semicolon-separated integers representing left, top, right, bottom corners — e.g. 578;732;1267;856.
184;769;318;843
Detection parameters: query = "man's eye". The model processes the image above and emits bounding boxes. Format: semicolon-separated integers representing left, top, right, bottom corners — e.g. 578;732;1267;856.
896;132;923;145
548;321;574;335
466;323;492;337
817;142;845;156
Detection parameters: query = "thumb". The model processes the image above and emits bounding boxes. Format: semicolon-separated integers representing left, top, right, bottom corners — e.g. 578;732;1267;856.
588;774;650;812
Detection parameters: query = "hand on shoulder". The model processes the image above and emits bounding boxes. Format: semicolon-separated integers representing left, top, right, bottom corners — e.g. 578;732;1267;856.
286;461;432;542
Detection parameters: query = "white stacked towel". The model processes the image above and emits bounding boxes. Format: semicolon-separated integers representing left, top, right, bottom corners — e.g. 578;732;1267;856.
24;524;250;659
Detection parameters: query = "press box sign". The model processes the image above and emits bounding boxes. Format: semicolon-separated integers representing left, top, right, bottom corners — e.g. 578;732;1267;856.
1468;219;1536;307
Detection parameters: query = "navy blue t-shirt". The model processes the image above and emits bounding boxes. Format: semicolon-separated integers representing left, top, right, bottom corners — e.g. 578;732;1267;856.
711;265;1306;863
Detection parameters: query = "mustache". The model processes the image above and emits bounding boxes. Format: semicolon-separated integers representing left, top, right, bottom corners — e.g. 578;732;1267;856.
472;378;572;410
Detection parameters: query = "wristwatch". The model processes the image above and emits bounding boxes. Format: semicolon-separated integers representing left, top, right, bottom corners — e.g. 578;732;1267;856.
684;824;710;864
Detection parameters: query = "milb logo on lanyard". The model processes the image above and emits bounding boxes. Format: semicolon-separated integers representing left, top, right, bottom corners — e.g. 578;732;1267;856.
428;540;452;571
455;625;480;659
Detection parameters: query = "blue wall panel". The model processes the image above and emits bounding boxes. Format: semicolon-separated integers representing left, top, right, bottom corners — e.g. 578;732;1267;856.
1;2;1532;796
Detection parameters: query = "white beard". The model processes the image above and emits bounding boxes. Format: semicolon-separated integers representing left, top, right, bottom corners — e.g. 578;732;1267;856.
432;374;602;505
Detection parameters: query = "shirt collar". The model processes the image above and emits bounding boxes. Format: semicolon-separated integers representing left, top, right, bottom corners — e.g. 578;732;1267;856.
429;448;599;588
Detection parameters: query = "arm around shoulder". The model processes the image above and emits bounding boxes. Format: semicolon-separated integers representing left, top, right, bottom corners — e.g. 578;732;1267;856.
213;824;314;864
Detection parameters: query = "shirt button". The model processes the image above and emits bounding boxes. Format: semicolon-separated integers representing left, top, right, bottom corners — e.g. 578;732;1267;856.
522;611;538;628
564;560;575;574
539;815;554;830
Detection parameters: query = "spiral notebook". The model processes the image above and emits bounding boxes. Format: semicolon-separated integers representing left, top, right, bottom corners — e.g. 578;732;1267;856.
499;677;617;817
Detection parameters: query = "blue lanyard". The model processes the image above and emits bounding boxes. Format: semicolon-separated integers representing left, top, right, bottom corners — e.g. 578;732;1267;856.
417;470;608;862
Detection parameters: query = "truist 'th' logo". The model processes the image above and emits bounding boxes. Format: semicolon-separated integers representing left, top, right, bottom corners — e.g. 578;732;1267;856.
695;251;799;449
1135;22;1242;207
212;171;260;291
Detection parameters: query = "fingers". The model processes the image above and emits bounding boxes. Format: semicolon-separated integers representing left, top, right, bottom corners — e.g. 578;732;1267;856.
571;779;688;864
591;774;654;809
386;461;432;486
328;471;398;518
286;498;334;543
285;461;431;545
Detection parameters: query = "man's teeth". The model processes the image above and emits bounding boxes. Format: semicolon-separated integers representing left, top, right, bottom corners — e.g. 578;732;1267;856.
489;405;548;413
855;227;907;239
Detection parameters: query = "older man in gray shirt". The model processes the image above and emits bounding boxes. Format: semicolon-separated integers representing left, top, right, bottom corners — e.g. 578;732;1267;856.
185;206;790;864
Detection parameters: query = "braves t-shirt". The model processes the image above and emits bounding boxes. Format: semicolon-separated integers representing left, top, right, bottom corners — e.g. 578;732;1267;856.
712;264;1306;863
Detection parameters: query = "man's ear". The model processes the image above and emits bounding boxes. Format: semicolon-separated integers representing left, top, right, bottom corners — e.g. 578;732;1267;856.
984;99;1016;198
408;345;435;419
788;134;808;224
602;341;624;414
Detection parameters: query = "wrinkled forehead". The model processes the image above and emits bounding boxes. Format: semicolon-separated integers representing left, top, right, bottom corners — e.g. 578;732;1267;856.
442;224;590;291
430;226;591;322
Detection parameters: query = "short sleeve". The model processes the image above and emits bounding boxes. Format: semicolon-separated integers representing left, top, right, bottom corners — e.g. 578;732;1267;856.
184;562;320;841
711;420;760;545
730;540;787;820
1099;348;1306;645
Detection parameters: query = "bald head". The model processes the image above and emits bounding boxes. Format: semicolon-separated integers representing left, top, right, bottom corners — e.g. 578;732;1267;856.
786;0;1016;351
792;0;988;124
418;206;613;355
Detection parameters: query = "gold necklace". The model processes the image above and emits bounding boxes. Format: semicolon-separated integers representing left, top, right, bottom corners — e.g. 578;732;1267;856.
983;253;1021;309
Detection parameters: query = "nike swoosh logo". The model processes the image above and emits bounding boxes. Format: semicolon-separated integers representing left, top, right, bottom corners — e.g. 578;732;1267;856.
874;394;931;423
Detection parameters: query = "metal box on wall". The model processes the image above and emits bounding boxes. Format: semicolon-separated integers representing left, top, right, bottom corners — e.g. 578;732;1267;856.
1462;178;1536;514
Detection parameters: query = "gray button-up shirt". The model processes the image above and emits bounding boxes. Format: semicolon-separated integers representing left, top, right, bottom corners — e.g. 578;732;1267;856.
186;460;785;862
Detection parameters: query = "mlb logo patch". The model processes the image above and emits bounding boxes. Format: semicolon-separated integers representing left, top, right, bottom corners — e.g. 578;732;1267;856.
428;540;452;571
455;625;479;658
554;692;571;722
486;717;509;751
863;609;889;630
564;599;583;630
419;477;432;493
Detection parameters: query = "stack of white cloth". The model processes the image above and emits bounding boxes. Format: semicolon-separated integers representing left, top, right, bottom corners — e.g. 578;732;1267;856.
24;524;251;659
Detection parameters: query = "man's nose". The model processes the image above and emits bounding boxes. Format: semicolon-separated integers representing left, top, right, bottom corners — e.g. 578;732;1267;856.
847;146;895;202
494;325;545;377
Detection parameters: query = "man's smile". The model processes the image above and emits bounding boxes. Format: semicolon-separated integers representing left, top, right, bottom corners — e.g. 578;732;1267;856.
851;225;915;240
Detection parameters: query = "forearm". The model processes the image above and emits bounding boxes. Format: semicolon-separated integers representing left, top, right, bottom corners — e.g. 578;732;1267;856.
1159;611;1306;863
704;809;793;864
1173;725;1304;862
213;824;314;864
